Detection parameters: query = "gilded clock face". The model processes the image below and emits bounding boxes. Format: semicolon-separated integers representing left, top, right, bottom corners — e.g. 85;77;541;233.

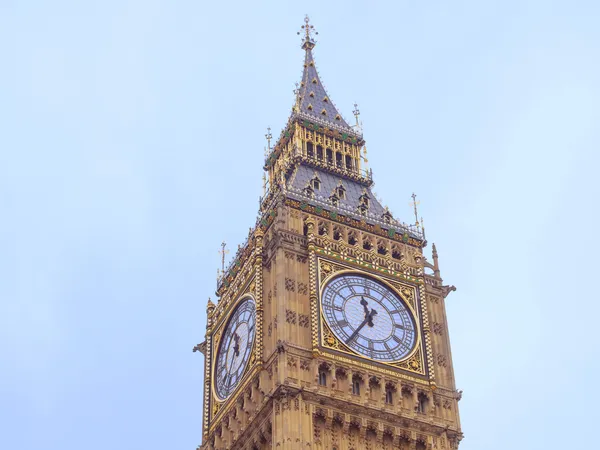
214;297;256;400
321;274;417;362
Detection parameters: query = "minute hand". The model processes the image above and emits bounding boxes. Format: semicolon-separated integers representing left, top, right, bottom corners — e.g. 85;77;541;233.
345;309;377;344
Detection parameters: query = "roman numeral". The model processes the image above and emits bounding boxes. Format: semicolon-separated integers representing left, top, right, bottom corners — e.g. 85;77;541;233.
337;319;349;328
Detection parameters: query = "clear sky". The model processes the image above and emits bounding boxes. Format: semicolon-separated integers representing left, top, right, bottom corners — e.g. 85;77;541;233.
1;1;599;449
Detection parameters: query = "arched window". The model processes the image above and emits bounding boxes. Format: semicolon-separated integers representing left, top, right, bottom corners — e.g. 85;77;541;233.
318;363;330;387
417;392;428;414
385;385;394;404
352;375;361;395
345;154;353;170
335;152;343;167
318;369;327;386
333;226;342;241
348;232;358;246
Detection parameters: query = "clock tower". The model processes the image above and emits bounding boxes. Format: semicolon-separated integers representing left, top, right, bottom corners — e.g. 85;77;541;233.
196;17;463;450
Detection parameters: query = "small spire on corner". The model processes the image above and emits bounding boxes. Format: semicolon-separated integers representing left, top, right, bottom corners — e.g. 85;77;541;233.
265;127;272;152
410;193;420;228
293;82;301;112
432;243;440;277
353;103;362;132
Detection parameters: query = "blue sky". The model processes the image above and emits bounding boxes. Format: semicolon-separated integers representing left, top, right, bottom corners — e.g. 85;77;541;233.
1;1;599;449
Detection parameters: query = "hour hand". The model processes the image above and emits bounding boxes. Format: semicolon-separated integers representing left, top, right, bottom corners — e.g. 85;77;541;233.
360;296;369;316
233;333;240;357
367;308;377;327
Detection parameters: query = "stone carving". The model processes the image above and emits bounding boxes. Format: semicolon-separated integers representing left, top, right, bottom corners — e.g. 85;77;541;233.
286;309;297;324
285;278;296;292
437;354;447;368
298;282;308;295
299;313;310;328
300;359;311;371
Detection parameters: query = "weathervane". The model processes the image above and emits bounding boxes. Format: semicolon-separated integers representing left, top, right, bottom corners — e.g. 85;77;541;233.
298;15;318;46
410;193;420;227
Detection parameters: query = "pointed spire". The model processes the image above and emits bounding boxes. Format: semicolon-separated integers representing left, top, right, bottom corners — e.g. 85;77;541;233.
432;243;440;277
294;16;354;132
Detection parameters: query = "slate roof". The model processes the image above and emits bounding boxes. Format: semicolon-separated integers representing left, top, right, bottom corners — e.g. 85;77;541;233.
295;44;355;133
290;164;383;213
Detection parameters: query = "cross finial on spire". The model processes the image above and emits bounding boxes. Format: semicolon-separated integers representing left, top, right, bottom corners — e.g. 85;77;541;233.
298;15;318;49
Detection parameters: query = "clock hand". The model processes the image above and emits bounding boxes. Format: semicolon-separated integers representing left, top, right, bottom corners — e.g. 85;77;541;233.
345;307;379;344
345;317;369;344
360;296;369;317
367;308;378;327
233;333;240;357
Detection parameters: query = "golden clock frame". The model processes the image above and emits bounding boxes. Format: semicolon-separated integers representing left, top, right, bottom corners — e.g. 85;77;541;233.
207;275;261;430
204;228;266;438
210;293;258;402
315;257;429;378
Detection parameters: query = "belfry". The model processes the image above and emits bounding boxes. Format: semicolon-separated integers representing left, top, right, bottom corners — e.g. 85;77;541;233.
196;17;463;450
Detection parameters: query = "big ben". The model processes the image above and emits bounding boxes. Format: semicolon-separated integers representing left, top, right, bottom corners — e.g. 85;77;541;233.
196;17;463;450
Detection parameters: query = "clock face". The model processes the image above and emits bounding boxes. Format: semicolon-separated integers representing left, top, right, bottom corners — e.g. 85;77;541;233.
321;274;417;363
214;297;256;400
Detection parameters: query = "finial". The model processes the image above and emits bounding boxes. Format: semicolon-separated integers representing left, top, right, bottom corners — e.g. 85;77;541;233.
218;241;229;273
298;15;318;49
432;243;440;277
361;145;369;172
353;103;361;128
421;216;426;240
410;193;420;227
265;127;272;152
293;82;301;112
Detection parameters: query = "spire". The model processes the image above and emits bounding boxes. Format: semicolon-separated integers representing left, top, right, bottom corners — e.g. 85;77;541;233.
295;16;354;132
